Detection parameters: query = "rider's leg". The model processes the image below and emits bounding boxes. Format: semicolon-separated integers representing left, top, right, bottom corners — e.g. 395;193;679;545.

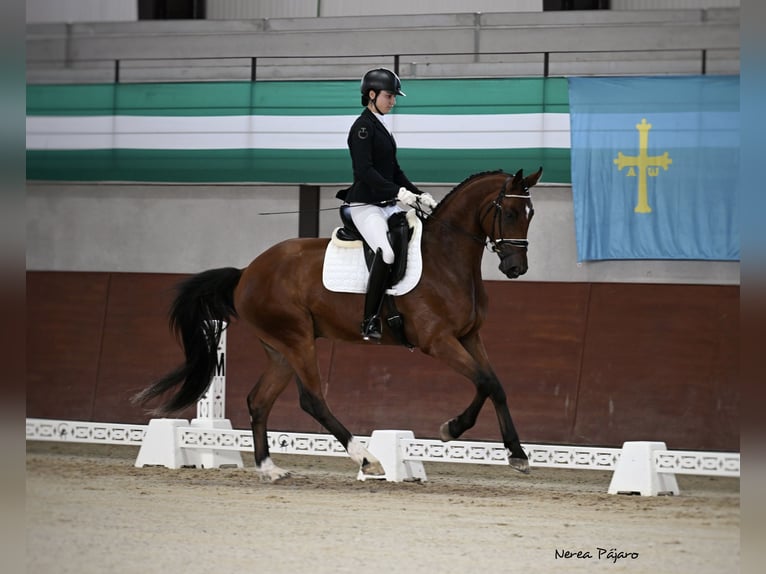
387;210;410;285
348;204;398;264
360;248;391;340
349;205;397;340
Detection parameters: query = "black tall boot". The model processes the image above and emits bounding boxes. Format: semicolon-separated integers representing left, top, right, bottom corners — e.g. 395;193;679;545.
361;249;391;341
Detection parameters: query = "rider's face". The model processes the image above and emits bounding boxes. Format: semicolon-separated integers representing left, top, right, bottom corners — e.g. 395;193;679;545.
369;90;396;114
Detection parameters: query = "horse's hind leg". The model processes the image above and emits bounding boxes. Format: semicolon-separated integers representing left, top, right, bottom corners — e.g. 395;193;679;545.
284;339;385;477
247;343;295;482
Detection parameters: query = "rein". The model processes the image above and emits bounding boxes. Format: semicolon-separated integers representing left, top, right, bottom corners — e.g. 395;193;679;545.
426;176;531;253
421;206;487;247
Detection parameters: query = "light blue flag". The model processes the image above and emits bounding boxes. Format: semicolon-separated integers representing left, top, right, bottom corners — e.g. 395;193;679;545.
568;76;739;261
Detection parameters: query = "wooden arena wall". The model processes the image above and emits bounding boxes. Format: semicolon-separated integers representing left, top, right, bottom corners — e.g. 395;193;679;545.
26;271;739;452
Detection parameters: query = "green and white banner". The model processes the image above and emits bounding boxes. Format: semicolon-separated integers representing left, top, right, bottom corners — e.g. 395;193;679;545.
26;78;571;184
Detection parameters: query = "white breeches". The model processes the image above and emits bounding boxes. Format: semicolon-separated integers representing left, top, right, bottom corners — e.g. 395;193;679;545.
348;203;404;264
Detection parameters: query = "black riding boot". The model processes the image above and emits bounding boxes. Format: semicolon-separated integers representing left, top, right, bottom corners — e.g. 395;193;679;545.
361;249;391;341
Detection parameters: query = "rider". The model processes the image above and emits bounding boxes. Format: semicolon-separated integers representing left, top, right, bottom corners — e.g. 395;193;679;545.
338;68;437;341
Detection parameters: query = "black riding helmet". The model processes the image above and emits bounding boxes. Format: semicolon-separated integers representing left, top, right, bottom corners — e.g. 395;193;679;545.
360;68;405;106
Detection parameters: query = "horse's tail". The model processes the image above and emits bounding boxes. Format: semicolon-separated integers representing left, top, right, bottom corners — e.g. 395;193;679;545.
132;267;242;415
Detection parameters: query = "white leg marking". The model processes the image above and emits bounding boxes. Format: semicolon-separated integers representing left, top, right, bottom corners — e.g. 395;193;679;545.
256;456;290;482
347;437;385;476
347;437;372;466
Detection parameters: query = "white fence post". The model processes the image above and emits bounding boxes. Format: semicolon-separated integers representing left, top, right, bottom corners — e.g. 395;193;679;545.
607;441;680;496
189;323;244;468
357;430;427;482
134;418;195;469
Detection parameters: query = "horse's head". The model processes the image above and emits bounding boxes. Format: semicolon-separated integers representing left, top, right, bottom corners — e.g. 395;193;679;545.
482;167;542;279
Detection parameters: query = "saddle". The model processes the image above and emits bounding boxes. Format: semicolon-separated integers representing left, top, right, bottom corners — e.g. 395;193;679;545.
322;207;423;297
337;204;413;282
323;206;422;349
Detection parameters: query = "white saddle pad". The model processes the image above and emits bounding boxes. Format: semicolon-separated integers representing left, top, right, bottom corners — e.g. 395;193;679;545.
322;211;423;295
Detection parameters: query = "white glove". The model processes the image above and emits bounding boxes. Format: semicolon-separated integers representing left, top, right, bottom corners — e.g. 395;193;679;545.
418;192;438;210
397;187;419;208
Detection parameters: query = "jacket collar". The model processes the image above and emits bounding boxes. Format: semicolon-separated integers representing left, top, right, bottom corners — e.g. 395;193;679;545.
363;108;395;144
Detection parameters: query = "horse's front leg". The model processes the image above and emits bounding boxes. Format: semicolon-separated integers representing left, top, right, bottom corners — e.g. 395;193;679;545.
439;391;487;442
424;333;530;474
461;332;529;473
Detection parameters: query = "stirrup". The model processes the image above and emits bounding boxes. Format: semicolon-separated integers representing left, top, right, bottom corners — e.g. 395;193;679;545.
361;316;382;341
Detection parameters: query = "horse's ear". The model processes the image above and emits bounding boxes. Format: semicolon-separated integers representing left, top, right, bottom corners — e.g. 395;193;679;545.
525;166;543;188
512;169;524;184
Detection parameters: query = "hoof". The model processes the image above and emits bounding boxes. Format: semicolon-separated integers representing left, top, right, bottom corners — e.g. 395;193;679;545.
361;460;385;476
439;421;455;442
509;457;530;475
258;469;292;483
256;457;291;483
258;469;292;484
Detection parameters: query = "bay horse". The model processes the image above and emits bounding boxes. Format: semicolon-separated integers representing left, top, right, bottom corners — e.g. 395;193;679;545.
134;167;543;481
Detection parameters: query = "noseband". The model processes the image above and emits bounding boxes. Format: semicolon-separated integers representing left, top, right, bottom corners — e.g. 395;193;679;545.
482;176;533;254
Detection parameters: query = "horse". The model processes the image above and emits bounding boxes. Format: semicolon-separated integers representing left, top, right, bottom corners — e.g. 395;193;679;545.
133;167;543;482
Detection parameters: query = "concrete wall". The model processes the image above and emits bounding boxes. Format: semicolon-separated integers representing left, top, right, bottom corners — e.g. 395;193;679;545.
207;0;543;19
24;0;741;24
26;0;136;23
612;0;739;9
26;182;739;284
26;9;739;83
23;0;546;24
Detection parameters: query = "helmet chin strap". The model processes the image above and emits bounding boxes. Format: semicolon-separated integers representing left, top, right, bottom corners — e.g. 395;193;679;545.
370;92;385;115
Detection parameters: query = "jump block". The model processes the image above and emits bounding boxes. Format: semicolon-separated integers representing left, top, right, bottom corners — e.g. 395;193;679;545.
189;417;244;469
607;441;680;496
134;418;196;469
357;429;428;482
134;417;244;469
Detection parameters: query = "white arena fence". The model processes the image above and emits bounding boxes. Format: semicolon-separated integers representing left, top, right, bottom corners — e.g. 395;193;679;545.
26;417;739;496
25;325;740;495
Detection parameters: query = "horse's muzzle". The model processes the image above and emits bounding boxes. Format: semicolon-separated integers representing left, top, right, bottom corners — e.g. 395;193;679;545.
498;253;528;279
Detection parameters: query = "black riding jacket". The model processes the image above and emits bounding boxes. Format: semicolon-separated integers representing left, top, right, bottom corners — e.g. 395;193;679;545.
340;108;420;204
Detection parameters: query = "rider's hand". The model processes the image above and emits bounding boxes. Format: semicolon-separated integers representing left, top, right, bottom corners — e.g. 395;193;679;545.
397;187;420;208
418;192;438;210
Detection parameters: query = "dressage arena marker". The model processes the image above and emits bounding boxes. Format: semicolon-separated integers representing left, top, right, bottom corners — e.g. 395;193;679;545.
26;324;739;495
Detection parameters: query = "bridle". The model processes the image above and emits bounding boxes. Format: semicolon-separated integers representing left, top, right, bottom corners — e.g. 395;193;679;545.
417;174;533;253
481;176;533;254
